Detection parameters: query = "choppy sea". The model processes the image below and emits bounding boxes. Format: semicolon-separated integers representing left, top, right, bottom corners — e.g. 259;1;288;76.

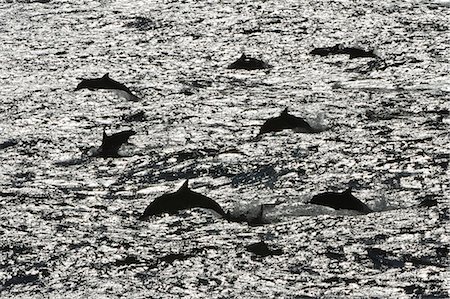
0;0;449;297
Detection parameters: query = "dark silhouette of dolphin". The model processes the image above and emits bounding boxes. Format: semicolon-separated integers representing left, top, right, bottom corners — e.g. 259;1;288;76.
75;73;140;101
310;44;379;59
258;108;317;136
227;54;271;70
342;47;379;59
309;188;372;214
97;129;136;158
310;44;344;56
139;180;228;220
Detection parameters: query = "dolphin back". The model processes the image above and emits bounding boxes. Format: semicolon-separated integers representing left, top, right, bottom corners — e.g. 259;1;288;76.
139;184;228;220
310;190;372;214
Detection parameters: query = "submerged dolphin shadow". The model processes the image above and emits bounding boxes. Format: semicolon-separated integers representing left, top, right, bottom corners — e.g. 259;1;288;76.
310;44;380;59
309;188;372;214
75;73;140;101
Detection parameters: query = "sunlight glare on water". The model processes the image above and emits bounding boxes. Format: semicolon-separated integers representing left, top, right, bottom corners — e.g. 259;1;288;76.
0;0;449;298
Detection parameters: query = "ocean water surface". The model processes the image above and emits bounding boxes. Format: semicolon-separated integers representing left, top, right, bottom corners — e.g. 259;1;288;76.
0;0;449;297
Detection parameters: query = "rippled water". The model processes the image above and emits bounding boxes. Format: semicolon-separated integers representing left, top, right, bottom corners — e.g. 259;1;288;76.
0;0;449;297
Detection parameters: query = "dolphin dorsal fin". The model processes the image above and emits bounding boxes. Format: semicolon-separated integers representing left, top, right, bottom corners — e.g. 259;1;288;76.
102;128;108;140
281;108;289;116
103;73;110;78
344;187;353;195
178;180;189;192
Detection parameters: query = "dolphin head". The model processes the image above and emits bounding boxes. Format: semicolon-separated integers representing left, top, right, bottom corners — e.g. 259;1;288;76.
75;79;88;91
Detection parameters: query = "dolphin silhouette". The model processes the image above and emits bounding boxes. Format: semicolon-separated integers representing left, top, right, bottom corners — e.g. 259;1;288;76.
139;180;229;220
310;44;379;59
310;44;344;56
75;73;140;101
258;108;317;136
96;129;136;158
342;47;379;59
227;54;271;70
309;188;372;214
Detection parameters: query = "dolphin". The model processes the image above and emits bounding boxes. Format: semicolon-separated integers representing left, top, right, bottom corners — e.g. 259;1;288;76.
139;180;229;220
310;44;344;56
75;73;140;101
227;54;271;70
341;47;379;59
258;108;317;136
309;188;372;214
96;129;136;158
310;44;379;59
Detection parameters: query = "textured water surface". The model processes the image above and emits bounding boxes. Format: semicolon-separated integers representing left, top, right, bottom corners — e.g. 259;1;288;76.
0;0;449;298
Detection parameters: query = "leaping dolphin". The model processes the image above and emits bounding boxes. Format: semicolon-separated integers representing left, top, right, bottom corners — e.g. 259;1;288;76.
139;180;229;220
96;129;136;158
227;54;271;70
75;73;140;101
309;188;372;214
258;108;318;136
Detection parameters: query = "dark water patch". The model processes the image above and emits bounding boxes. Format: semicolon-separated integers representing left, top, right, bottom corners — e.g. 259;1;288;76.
5;0;50;3
122;110;146;122
0;244;33;256
54;157;87;167
124;16;161;31
231;163;295;188
288;264;320;276
172;148;219;163
0;139;18;150
346;59;387;74
322;276;359;284
432;153;449;170
246;241;283;258
364;108;402;121
435;246;448;258
0;273;40;291
159;253;193;264
324;246;346;261
403;254;447;268
0;191;16;197
115;255;141;267
367;248;405;269
68;241;92;251
417;195;438;208
90;204;108;211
